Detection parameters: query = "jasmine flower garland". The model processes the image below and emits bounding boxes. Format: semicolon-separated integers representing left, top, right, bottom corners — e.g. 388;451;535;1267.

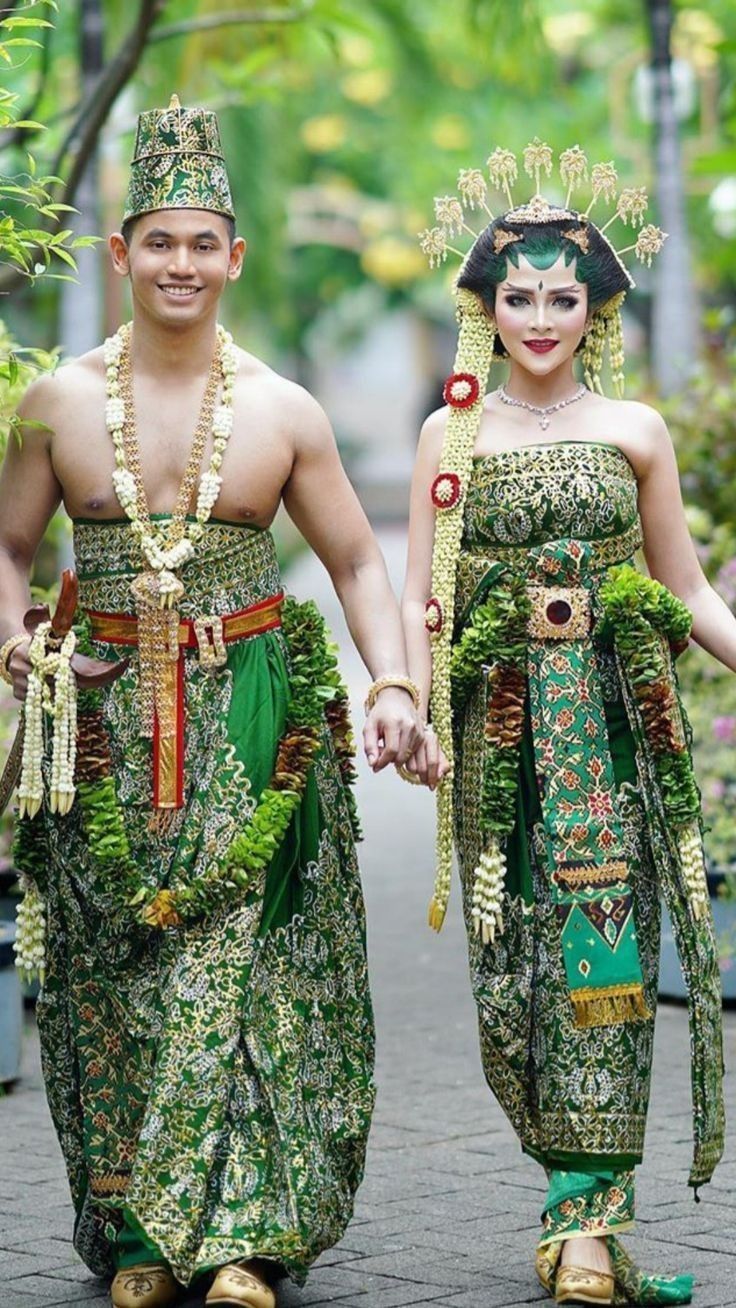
427;287;497;931
450;578;530;942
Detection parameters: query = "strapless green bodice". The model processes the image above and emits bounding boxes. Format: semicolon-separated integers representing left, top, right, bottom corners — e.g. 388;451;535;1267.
458;442;642;613
72;518;282;615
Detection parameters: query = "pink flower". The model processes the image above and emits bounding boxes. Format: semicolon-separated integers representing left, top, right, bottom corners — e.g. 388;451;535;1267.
713;716;736;743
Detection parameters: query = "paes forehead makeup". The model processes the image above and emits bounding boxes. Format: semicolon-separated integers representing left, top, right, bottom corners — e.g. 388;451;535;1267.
502;281;582;293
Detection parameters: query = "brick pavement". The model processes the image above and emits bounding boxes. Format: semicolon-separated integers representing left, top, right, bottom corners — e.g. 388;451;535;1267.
0;529;734;1308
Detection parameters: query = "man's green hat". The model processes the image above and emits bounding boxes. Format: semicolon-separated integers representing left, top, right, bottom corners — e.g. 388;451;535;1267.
123;94;235;224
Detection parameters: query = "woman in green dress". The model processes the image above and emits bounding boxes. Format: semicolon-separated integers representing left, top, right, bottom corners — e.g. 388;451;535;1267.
401;143;727;1305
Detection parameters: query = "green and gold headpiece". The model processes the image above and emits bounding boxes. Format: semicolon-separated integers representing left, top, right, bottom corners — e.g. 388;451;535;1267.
123;94;235;224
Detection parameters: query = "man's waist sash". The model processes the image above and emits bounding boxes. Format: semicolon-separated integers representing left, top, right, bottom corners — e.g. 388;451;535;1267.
87;592;284;812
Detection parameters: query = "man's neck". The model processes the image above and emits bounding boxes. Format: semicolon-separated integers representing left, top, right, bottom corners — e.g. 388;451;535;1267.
128;312;220;378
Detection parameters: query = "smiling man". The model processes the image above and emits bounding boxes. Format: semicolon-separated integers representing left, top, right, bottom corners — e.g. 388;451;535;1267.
0;96;422;1308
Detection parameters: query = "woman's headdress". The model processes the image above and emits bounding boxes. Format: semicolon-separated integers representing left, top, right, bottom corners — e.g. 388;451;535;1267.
420;141;666;934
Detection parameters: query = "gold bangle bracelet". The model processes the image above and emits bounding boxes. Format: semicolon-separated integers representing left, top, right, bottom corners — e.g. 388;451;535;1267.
0;632;28;686
364;675;421;714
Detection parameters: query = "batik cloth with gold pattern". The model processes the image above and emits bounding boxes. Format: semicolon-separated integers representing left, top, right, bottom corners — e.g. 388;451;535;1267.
17;518;375;1287
453;443;724;1201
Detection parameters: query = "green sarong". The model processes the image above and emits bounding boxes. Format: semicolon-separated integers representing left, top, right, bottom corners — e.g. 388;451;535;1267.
14;518;375;1287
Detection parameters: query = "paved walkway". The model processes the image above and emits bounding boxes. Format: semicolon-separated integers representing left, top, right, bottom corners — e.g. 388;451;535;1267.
1;529;734;1308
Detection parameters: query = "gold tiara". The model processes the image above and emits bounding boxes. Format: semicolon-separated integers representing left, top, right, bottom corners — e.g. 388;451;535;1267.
418;139;667;284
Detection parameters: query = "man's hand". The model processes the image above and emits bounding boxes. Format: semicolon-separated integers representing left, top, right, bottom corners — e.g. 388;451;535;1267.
402;725;451;790
5;638;31;702
363;687;424;772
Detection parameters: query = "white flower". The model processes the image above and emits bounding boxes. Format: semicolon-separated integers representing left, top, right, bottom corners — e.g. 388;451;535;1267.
103;333;124;366
112;468;137;505
212;406;233;439
105;397;126;432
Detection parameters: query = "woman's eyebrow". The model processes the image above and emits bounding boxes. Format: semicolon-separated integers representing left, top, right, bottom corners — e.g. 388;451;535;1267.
501;282;581;293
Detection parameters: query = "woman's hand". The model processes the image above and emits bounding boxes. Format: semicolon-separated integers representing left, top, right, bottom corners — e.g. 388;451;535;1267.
363;686;424;772
401;725;451;790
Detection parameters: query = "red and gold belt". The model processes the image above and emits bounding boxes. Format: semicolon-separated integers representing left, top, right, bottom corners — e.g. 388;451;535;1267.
88;593;284;810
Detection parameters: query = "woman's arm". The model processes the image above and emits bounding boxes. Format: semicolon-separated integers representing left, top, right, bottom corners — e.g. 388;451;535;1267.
401;409;451;786
636;405;736;674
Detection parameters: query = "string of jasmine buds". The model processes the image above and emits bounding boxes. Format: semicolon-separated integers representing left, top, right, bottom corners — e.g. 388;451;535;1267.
678;822;709;921
13;876;46;985
471;840;506;943
17;622;78;818
428;288;496;931
104;322;238;588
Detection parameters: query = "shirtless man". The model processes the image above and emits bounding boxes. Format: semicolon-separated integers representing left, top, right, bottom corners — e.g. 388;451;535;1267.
0;97;421;1308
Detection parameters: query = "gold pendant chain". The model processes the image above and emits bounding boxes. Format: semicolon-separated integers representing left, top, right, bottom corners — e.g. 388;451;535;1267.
117;324;223;550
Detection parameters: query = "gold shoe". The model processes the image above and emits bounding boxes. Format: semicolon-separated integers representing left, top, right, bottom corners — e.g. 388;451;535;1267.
111;1263;178;1308
206;1262;276;1308
555;1264;614;1305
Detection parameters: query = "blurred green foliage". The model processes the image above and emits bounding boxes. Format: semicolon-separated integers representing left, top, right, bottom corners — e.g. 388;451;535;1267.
666;316;736;888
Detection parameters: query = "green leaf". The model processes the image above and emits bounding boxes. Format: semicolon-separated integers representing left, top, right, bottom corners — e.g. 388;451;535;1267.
1;16;54;27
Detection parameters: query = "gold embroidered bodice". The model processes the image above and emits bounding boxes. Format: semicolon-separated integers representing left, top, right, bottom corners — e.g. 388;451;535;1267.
457;441;642;614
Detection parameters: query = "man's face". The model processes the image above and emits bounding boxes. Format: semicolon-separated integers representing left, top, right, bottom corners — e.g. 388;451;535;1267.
109;210;245;325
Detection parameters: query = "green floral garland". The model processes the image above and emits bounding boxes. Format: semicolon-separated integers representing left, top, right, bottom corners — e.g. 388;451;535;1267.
70;598;359;929
451;574;530;840
598;565;700;829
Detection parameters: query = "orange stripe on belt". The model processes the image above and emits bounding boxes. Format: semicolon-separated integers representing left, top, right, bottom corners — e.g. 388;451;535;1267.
87;593;284;812
88;592;284;648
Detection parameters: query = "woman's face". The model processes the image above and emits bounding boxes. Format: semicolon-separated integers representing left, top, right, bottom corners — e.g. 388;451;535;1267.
492;252;589;376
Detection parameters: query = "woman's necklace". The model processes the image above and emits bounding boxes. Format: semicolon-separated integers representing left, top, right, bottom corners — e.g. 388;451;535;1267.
497;382;588;431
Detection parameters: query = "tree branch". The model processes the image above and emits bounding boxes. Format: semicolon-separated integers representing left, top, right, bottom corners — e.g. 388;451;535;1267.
0;0;166;294
51;0;166;206
149;7;307;42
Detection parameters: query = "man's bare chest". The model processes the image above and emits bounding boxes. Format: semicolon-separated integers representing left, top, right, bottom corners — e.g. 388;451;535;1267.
51;405;293;528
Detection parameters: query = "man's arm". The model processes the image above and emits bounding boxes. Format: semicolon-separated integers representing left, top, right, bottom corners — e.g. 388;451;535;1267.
280;382;422;770
0;375;63;698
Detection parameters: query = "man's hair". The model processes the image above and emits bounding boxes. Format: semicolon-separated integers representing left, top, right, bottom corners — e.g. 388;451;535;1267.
120;213;236;247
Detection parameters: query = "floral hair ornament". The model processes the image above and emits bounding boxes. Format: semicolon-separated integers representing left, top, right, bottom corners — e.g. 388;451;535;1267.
418;140;667;935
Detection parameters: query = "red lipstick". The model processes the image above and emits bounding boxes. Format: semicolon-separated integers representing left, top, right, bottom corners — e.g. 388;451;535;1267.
524;339;558;354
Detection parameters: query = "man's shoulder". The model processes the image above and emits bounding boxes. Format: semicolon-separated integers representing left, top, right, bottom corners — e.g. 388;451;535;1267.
234;348;329;436
18;348;104;427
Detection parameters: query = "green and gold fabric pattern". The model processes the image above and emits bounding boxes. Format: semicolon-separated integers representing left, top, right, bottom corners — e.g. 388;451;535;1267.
123;94;235;223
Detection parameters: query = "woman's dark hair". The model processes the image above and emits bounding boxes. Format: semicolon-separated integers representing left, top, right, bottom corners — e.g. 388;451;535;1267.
120;213;236;247
457;216;631;356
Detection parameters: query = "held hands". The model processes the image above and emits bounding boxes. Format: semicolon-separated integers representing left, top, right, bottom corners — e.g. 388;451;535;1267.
363;686;424;772
401;725;451;790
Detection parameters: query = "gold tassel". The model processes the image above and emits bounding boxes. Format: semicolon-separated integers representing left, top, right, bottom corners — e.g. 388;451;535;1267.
428;896;447;932
147;806;184;837
571;984;651;1029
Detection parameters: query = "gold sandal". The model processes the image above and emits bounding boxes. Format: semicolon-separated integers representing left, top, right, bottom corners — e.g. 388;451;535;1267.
555;1264;614;1305
111;1263;178;1308
205;1261;276;1308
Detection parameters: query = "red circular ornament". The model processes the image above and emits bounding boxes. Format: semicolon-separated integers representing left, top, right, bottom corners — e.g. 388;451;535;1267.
431;472;462;511
425;597;444;635
443;372;480;409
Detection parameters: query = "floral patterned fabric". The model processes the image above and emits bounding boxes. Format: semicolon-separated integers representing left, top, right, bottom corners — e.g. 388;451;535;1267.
454;442;724;1187
21;519;375;1286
